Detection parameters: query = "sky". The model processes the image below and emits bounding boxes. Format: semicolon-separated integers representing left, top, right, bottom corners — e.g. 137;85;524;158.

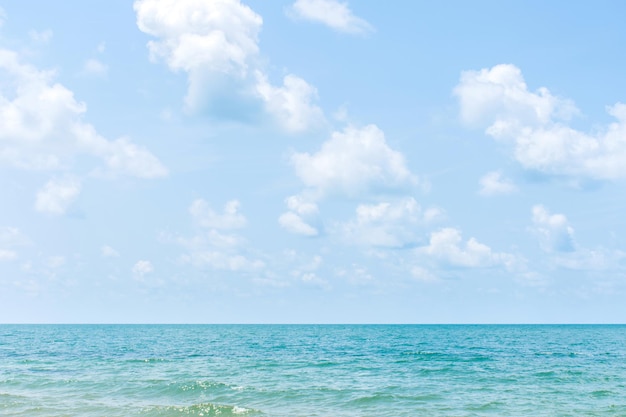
1;0;626;323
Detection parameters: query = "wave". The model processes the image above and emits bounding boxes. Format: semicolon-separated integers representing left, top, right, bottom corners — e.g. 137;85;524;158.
140;402;262;416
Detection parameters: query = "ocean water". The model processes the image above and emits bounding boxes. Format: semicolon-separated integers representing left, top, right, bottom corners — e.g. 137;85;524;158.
1;325;626;416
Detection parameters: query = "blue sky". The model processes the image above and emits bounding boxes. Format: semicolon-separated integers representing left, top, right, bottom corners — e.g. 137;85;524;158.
1;0;626;323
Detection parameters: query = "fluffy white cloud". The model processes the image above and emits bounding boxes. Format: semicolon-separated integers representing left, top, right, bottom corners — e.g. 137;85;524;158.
83;58;108;76
530;205;575;253
291;124;418;197
279;195;319;236
34;177;81;215
0;48;168;177
479;171;517;196
279;211;318;236
418;227;517;269
255;72;324;133
190;199;247;229
289;0;373;35
455;64;626;180
135;0;324;131
338;197;441;247
135;0;261;76
132;260;154;278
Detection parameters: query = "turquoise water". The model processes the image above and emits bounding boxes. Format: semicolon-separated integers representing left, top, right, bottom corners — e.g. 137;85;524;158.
1;325;626;416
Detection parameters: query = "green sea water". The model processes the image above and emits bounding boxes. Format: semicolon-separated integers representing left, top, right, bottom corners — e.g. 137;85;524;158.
1;325;626;416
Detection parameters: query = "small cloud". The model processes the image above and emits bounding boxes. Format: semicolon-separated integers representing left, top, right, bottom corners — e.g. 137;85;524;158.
291;124;418;198
101;245;120;258
530;205;575;253
418;227;518;269
35;177;81;215
96;41;106;53
29;29;53;44
0;249;17;262
132;260;154;279
255;72;325;133
479;171;517;196
279;211;318;236
288;0;373;35
190;199;247;230
337;197;438;248
83;58;108;77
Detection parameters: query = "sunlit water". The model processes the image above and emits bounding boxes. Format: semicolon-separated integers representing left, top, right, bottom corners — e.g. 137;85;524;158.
1;325;626;416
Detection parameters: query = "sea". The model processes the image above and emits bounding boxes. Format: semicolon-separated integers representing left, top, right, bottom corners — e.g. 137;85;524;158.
1;325;625;416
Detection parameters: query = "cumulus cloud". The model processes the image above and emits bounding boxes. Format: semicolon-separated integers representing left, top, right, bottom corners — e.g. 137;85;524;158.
134;0;324;131
34;177;81;215
289;0;373;35
338;197;441;247
291;124;418;198
455;64;626;181
255;72;324;133
0;48;168;177
190;199;247;229
530;205;576;253
418;227;517;269
479;171;517;196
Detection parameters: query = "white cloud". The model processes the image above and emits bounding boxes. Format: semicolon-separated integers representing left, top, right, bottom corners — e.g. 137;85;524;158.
134;0;324;131
279;195;319;236
0;249;17;261
479;171;517;196
132;260;154;278
279;211;318;236
83;58;108;76
286;194;319;216
170;198;264;272
289;0;373;35
101;245;120;258
553;248;626;271
34;177;81;215
418;227;517;269
134;0;262;110
0;48;168;178
189;199;247;229
530;205;576;253
291;124;418;198
0;227;29;247
0;227;27;262
255;72;325;133
455;64;626;181
338;197;440;247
